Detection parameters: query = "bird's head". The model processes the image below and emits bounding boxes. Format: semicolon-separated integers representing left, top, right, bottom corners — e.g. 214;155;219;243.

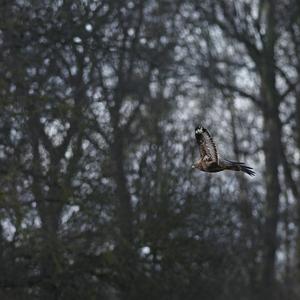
192;161;200;169
195;126;204;135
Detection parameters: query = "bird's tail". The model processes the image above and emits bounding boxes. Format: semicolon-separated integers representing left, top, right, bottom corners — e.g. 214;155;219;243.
224;159;255;177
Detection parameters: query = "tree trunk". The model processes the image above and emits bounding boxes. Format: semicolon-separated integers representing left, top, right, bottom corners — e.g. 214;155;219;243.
111;118;135;300
261;105;281;296
260;76;281;299
39;201;62;300
294;77;300;284
29;114;63;300
258;1;281;296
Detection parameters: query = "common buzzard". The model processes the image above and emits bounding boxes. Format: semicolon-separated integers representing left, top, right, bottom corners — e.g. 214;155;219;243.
192;126;255;176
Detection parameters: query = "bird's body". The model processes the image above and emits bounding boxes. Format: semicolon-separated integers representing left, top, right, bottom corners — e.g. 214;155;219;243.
192;126;255;176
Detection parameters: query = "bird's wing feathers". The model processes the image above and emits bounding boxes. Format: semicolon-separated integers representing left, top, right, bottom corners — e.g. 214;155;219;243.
195;126;218;162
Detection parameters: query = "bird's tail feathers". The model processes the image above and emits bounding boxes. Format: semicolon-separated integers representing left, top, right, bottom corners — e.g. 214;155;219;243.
224;159;255;177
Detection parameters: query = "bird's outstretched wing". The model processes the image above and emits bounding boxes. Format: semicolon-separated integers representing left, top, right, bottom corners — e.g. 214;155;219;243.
195;126;218;162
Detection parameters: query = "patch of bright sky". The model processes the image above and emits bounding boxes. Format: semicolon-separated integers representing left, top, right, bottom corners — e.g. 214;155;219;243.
85;23;93;32
127;28;135;36
62;205;80;224
10;128;22;144
91;101;110;124
70;66;77;76
1;219;16;241
73;36;82;44
38;143;50;173
44;119;70;147
65;144;73;159
141;246;151;256
119;100;138;127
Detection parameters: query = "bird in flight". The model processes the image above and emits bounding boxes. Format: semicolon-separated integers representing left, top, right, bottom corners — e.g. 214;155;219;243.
192;126;255;176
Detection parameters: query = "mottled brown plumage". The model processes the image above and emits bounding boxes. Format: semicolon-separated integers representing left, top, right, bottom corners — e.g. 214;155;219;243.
192;126;255;176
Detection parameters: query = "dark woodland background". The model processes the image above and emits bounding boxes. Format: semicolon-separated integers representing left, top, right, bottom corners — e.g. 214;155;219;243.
1;0;300;299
